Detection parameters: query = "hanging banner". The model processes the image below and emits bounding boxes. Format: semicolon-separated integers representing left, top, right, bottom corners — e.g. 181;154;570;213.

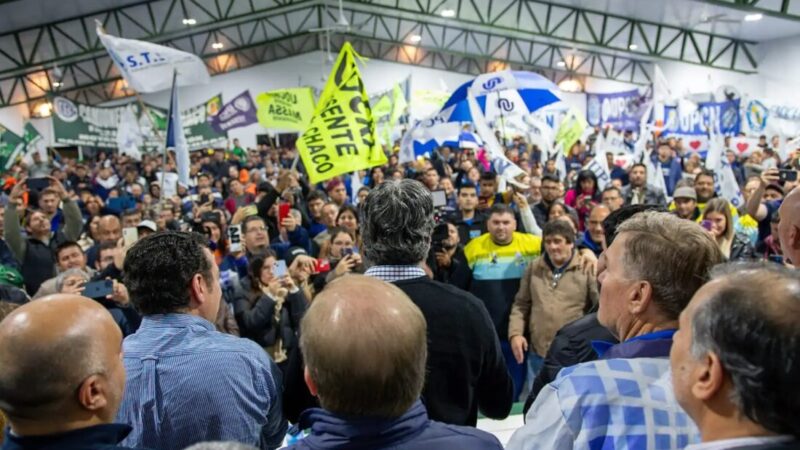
662;99;740;136
209;90;258;133
51;95;226;151
586;88;651;130
742;98;800;138
410;89;450;119
256;87;315;132
297;42;386;184
660;99;740;152
0;124;25;169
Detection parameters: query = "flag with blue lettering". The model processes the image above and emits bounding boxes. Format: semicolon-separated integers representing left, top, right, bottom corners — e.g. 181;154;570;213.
166;73;190;188
97;23;209;93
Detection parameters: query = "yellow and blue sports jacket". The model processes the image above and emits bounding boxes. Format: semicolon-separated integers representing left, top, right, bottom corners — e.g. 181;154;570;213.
464;232;542;338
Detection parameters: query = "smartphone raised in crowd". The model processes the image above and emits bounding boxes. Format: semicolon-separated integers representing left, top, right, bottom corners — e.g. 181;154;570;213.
272;260;288;278
26;178;50;192
431;189;447;208
779;169;798;183
278;202;291;224
82;280;114;300
227;224;243;253
122;227;138;247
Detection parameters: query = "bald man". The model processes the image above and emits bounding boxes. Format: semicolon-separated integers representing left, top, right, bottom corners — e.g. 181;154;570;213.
778;188;800;264
86;215;123;268
287;275;502;450
579;204;610;256
0;294;141;450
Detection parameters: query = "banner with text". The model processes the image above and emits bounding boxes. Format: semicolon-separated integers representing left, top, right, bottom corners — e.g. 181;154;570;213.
586;88;651;130
209;90;258;133
256;87;315;132
51;95;226;151
297;42;386;184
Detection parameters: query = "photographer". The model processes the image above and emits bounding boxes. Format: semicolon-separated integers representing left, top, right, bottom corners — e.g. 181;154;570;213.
427;221;469;290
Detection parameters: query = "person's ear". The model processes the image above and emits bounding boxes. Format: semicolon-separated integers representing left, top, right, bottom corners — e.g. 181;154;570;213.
189;273;207;307
692;351;724;401
304;366;318;397
628;281;653;316
77;375;108;411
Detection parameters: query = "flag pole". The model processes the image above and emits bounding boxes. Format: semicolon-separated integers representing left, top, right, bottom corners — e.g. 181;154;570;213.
161;70;177;205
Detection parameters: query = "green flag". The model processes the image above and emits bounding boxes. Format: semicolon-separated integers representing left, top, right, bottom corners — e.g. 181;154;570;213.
0;124;24;170
556;108;588;154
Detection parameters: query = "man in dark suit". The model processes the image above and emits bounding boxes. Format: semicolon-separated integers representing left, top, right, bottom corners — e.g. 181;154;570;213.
361;179;513;427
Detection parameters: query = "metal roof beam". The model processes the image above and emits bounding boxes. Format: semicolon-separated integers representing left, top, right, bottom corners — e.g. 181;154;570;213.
346;0;759;73
692;0;800;22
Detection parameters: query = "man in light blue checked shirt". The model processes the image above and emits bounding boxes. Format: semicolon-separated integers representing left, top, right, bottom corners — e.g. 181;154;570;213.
508;211;724;450
116;231;286;450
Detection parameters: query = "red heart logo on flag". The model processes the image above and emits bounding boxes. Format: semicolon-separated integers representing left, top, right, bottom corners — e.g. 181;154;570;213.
689;140;701;150
736;142;749;153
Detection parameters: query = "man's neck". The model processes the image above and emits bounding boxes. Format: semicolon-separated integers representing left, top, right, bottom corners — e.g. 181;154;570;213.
8;416;107;438
461;209;475;220
695;406;779;443
619;318;678;342
632;184;645;191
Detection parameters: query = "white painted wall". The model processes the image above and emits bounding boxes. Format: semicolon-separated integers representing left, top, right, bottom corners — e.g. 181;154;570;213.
0;35;797;149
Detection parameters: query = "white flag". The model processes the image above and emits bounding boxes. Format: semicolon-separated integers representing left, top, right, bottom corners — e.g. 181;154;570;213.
633;104;668;195
166;73;190;188
707;132;744;208
466;90;526;185
116;105;143;161
97;24;210;93
587;131;611;190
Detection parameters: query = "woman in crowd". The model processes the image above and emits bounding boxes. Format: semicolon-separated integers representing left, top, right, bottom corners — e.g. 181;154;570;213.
234;251;308;371
335;204;360;245
702;197;755;261
563;170;600;230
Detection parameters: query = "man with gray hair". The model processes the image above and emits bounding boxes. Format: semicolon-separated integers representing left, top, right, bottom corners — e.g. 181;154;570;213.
361;179;512;426
286;275;502;449
508;211;725;449
670;263;800;449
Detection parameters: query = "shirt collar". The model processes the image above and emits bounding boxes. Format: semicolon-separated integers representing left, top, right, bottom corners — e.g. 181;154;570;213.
593;329;677;359
3;423;132;450
685;435;796;450
139;313;215;331
364;265;427;283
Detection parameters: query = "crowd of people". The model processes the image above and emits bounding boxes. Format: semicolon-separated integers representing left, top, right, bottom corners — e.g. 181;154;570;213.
0;127;797;450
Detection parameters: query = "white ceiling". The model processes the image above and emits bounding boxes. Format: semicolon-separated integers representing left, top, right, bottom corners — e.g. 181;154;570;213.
0;0;145;33
551;0;800;42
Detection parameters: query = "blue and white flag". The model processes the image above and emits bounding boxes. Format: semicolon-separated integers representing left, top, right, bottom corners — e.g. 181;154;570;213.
97;23;209;93
166;72;190;188
707;131;744;208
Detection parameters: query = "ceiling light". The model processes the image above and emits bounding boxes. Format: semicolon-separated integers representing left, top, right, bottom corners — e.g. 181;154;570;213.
212;42;224;50
557;60;566;67
441;8;456;18
744;13;763;21
182;18;197;25
628;44;638;50
35;102;53;118
409;34;422;43
52;81;62;87
558;79;582;93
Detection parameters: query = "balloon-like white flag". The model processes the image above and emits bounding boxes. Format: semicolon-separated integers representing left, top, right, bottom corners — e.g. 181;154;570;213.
97;23;210;93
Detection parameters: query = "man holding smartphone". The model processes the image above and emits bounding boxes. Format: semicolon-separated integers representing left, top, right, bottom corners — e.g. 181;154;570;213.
4;177;82;295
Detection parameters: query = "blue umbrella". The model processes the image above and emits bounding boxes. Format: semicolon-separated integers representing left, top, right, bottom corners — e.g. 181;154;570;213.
440;70;561;123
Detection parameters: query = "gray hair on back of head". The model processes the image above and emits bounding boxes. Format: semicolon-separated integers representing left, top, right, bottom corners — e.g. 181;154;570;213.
360;179;435;265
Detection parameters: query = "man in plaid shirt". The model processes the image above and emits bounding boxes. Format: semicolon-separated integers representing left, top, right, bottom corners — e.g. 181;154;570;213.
508;212;725;450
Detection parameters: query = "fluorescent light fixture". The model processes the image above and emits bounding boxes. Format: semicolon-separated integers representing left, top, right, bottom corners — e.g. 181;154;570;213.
629;44;638;50
744;13;762;21
182;18;197;25
441;8;456;17
52;81;62;87
409;34;422;43
212;42;224;49
557;60;566;67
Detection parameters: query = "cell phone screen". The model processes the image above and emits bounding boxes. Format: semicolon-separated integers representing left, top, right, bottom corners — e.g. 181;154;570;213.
431;190;447;208
272;260;288;278
82;280;114;299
